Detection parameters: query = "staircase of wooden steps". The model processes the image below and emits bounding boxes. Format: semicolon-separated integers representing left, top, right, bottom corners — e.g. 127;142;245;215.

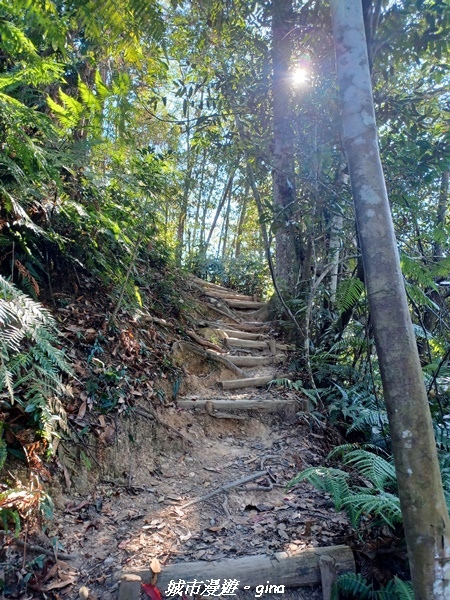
180;277;296;414
118;277;356;600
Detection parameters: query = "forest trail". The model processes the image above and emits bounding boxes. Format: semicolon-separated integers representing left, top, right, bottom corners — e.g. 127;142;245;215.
50;278;353;600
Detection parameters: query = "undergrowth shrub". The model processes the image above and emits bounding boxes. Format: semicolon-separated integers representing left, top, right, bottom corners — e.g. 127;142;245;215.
0;275;71;446
334;573;413;599
289;447;401;530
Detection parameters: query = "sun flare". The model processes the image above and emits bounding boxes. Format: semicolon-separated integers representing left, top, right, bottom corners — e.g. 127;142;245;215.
291;67;309;86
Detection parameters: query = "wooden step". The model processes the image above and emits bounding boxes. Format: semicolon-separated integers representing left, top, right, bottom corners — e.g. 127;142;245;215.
121;545;355;592
221;321;271;333
177;398;294;412
226;355;284;367
219;329;265;340
225;299;266;309
225;338;268;349
190;275;235;293
196;320;271;333
221;375;288;390
203;289;255;302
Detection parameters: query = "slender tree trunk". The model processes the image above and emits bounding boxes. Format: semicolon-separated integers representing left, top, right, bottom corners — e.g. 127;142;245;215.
330;2;450;597
235;181;249;258
271;0;300;291
192;149;207;252
221;190;232;260
204;168;235;253
200;164;220;251
329;213;343;304
177;120;195;264
433;170;449;261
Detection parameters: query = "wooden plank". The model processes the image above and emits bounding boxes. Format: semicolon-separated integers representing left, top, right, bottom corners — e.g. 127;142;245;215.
177;398;294;412
276;343;296;351
319;555;337;600
118;574;141;600
203;289;255;302
221;375;277;390
226;299;266;309
222;321;271;333
122;545;355;591
220;329;265;340
226;355;283;367
195;320;271;333
225;338;268;349
190;275;234;293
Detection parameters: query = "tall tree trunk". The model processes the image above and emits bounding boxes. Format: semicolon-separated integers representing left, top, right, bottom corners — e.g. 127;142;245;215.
192;148;207;252
271;0;300;290
204;168;235;253
177;120;195;264
328;213;343;304
221;190;232;260
235;181;249;258
330;2;450;597
200;164;220;250
433;170;449;261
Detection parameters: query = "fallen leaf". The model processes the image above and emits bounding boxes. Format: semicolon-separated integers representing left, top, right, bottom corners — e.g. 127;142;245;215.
142;583;163;600
77;401;87;419
43;563;59;582
42;576;76;591
65;499;90;513
150;558;161;574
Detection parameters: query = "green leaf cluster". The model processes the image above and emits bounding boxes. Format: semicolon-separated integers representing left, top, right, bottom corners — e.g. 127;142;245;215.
0;276;71;446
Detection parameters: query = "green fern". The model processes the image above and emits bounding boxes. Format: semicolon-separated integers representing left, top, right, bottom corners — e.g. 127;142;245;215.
287;466;352;513
334;572;413;599
289;448;401;530
340;450;397;491
335;277;365;314
0;276;72;446
343;491;401;528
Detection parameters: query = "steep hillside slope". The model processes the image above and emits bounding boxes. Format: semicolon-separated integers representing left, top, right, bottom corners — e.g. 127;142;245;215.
2;273;353;599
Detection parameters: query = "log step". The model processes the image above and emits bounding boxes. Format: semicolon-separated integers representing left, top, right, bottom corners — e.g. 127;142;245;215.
220;375;288;390
221;321;271;333
191;275;235;294
225;299;266;309
220;328;265;340
226;355;284;367
177;398;294;412
225;338;268;349
121;545;355;592
203;289;255;302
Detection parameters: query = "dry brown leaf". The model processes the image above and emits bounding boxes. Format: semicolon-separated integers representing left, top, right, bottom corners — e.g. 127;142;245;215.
77;402;87;419
42;576;76;591
104;425;115;444
150;557;161;573
43;562;59;582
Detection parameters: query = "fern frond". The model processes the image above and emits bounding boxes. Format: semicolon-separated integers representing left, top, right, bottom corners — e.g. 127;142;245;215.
288;466;351;512
342;450;397;491
0;276;71;446
335;277;365;314
335;573;374;599
344;491;402;528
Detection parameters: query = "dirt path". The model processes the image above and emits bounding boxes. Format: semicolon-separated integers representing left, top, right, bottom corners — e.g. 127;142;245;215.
47;280;351;599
